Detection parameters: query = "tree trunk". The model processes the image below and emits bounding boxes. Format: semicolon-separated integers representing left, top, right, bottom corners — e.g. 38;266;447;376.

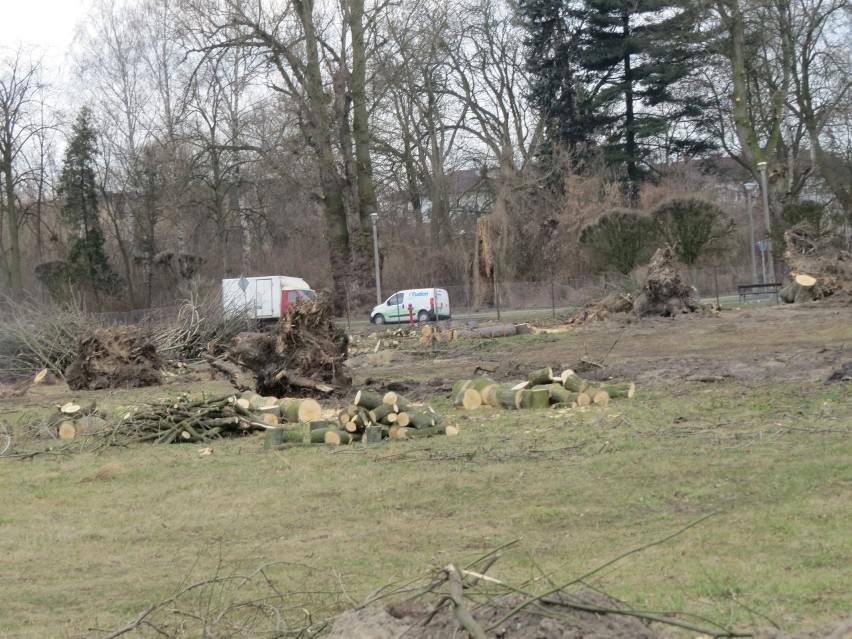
473;215;495;307
1;153;23;300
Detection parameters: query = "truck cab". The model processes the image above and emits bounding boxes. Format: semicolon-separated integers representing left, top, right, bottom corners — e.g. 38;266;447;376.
281;287;316;313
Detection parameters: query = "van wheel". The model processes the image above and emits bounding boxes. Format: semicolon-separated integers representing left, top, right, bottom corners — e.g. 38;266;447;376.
417;310;430;322
372;314;385;325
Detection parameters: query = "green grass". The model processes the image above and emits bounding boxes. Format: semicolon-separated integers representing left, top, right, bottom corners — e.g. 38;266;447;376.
1;372;849;638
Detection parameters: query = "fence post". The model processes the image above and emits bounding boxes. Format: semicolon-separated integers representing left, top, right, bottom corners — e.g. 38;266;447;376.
494;277;501;321
551;279;556;318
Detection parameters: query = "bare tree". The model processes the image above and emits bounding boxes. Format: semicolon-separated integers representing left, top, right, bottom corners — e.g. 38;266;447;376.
180;0;382;303
0;46;49;300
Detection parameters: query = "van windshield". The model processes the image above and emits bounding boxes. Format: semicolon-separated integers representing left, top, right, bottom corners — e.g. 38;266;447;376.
300;290;317;299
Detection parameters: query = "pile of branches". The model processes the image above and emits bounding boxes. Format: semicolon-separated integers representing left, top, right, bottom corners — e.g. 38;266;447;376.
781;222;852;303
632;246;702;317
0;300;84;382
213;292;351;397
123;394;266;444
155;293;249;359
65;326;162;390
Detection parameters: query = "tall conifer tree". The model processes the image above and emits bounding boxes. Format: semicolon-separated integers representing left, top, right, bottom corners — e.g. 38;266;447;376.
58;107;120;295
521;0;714;199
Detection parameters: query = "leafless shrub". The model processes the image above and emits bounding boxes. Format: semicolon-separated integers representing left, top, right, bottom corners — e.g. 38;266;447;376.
0;298;89;382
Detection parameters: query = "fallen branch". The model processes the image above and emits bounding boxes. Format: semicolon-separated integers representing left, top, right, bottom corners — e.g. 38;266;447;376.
442;564;487;639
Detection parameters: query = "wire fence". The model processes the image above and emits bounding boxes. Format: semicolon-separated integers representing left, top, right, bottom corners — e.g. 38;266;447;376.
70;263;774;326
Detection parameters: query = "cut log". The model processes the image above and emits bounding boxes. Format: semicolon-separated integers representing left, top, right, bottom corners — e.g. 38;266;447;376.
324;430;353;445
280;428;304;444
794;273;817;287
470;377;496;392
338;405;359;425
58;420;77;440
451;379;473;396
309;420;336;431
257;396;279;409
264;427;285;448
520;388;550;409
528;367;554;386
577;392;592;407
597;382;636;400
310;427;332;443
363;424;385;444
344;420;360;433
395;412;410;427
479;324;517;338
258;412;280;427
542;385;578;405
280;398;323;423
382;391;410;409
354;390;384;410
33;368;50;384
561;371;588;393
481;384;499;407
454;388;482;409
406;410;436;429
208;357;253;391
368;403;396;424
592;390;610;405
60;402;81;415
496;387;522;410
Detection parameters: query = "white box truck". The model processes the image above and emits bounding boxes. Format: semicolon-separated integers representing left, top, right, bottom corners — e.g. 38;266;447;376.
222;275;316;320
370;288;450;324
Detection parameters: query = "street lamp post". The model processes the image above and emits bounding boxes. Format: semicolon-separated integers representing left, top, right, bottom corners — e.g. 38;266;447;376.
743;182;758;283
756;161;775;283
370;212;382;304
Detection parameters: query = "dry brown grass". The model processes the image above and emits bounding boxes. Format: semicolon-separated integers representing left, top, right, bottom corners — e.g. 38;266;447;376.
0;307;850;638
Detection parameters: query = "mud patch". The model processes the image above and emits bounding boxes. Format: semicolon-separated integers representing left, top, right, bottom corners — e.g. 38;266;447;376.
326;590;665;639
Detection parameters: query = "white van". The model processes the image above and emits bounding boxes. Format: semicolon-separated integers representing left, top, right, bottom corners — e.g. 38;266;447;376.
370;288;450;324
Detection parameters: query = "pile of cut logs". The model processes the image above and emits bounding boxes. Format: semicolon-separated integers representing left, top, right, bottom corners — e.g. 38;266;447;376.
418;322;535;346
50;400;107;440
121;392;323;444
316;390;458;445
452;367;635;411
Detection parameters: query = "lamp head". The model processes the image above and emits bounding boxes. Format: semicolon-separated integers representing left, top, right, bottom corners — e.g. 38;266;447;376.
756;161;768;171
370;212;378;223
743;182;757;193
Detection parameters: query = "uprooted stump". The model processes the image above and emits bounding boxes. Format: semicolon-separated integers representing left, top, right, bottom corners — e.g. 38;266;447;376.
633;246;702;317
221;292;351;397
780;223;852;303
65;326;162;391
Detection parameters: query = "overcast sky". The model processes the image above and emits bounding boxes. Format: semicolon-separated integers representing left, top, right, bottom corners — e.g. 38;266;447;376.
1;0;88;70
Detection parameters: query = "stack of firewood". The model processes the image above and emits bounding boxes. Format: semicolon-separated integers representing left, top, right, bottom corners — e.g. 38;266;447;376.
452;367;636;411
319;390;457;444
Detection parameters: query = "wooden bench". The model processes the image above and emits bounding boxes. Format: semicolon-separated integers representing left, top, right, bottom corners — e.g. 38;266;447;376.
738;282;781;302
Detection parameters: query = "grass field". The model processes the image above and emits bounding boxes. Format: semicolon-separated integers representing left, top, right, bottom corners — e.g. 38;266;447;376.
1;305;850;638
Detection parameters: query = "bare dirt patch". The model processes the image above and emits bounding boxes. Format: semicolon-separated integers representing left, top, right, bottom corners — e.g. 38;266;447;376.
348;301;850;393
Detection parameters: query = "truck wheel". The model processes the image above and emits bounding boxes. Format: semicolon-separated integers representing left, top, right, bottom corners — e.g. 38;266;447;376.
372;314;385;325
417;310;430;322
